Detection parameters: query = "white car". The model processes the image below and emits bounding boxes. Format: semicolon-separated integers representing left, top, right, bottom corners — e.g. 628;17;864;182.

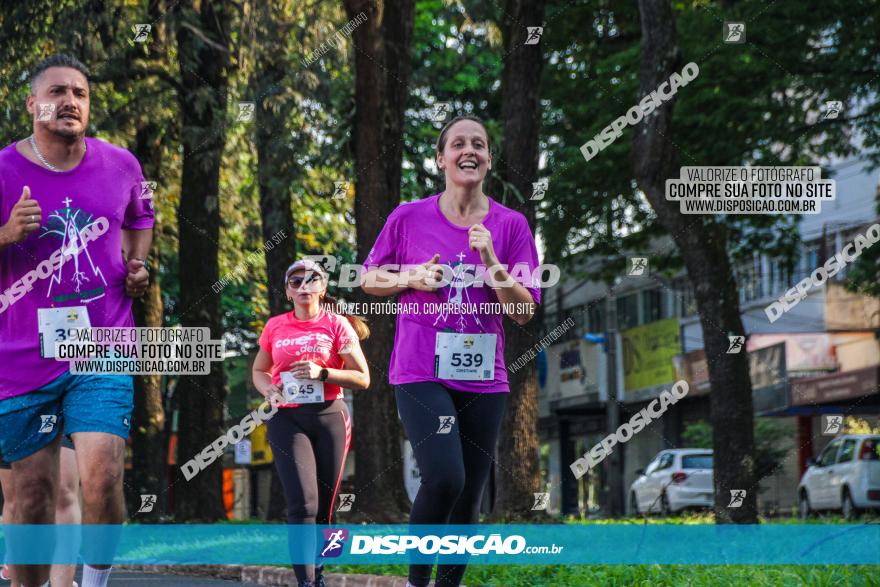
630;449;714;515
798;434;880;519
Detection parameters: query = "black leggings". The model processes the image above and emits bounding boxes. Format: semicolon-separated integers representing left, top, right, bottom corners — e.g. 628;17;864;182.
267;400;351;583
395;382;507;587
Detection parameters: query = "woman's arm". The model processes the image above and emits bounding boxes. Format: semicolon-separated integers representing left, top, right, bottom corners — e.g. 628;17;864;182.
326;341;370;390
489;271;537;326
361;268;409;297
361;254;444;297
468;223;537;326
291;342;371;390
251;348;281;399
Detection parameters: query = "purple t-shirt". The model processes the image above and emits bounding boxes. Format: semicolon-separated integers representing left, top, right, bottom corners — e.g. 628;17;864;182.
0;137;154;400
364;194;541;393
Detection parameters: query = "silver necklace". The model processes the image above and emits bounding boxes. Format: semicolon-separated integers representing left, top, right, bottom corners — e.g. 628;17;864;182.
28;134;86;172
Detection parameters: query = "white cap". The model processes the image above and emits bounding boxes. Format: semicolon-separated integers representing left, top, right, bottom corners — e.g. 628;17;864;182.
284;259;328;282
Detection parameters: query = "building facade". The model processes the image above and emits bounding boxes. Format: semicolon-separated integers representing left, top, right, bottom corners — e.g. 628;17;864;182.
539;158;880;516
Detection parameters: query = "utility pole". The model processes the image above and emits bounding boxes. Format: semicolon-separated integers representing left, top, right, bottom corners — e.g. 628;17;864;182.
605;290;623;517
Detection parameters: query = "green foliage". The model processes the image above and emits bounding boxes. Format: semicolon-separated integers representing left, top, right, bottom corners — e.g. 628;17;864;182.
403;0;505;201
681;420;713;448
682;418;792;482
539;0;880;274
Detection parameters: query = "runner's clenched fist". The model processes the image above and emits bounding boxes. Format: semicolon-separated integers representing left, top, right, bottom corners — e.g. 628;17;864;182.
468;223;498;267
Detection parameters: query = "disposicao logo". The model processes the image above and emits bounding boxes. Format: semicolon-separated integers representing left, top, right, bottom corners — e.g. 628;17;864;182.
320;528;349;558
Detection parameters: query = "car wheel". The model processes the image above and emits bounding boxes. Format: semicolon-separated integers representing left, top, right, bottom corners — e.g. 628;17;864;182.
842;488;859;521
630;492;640;516
660;492;672;516
798;490;812;520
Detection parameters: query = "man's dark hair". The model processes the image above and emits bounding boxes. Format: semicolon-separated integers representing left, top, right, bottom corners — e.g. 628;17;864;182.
30;54;90;93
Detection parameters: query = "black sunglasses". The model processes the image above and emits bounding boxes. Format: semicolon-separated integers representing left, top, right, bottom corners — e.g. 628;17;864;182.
287;273;323;288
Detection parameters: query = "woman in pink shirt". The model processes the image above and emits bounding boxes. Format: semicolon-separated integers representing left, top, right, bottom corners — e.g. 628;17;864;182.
252;259;370;587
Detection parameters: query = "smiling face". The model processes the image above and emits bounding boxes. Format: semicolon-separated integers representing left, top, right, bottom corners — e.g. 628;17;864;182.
27;67;90;139
286;269;327;308
436;119;492;189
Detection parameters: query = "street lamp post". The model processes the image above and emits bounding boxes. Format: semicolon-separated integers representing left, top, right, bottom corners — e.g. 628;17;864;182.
584;301;623;518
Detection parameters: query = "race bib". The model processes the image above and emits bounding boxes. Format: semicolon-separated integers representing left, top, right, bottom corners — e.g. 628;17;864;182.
280;371;325;404
38;306;91;359
434;333;496;381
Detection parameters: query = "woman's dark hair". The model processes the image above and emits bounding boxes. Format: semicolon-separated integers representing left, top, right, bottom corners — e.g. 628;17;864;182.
30;54;90;93
436;115;490;153
321;294;370;341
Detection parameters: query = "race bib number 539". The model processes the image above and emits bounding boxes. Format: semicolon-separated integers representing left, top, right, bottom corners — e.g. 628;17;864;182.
434;333;496;381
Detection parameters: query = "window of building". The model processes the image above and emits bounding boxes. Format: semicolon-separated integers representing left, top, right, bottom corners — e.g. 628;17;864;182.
801;244;820;282
767;258;793;296
641;288;664;324
736;255;761;304
572;304;589;338
671;277;697;317
587;300;605;333
616;293;639;330
558;309;578;342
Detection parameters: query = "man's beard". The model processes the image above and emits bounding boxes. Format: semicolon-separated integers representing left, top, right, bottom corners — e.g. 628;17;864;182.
49;120;86;142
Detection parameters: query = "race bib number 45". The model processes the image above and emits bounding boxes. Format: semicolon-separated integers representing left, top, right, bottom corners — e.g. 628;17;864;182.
38;306;91;359
280;371;325;404
434;333;496;381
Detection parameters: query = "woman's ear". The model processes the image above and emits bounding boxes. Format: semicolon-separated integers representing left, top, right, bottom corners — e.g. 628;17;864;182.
437;152;445;171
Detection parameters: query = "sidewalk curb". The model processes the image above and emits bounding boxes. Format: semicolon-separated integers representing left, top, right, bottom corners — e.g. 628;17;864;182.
118;564;411;586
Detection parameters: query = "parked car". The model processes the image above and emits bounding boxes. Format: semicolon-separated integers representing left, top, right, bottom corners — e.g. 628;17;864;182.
630;449;714;515
798;434;880;519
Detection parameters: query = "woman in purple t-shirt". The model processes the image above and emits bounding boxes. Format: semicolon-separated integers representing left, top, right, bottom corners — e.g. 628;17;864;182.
362;116;541;587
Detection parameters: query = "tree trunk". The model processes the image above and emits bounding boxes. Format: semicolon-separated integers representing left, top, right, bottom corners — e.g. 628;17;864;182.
344;0;414;522
493;0;547;521
633;0;757;523
173;0;233;521
252;0;295;521
125;0;171;520
254;7;293;316
128;120;167;520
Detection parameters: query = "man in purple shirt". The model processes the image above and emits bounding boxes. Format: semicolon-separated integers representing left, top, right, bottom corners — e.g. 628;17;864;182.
0;55;153;587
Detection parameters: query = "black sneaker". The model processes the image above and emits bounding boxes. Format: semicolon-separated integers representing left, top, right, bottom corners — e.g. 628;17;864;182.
315;565;326;587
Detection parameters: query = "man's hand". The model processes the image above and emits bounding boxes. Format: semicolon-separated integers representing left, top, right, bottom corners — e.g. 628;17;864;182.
125;258;149;298
406;253;445;291
0;186;41;246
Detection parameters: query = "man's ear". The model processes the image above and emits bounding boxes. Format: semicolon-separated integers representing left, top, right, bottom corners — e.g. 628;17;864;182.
25;94;34;116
